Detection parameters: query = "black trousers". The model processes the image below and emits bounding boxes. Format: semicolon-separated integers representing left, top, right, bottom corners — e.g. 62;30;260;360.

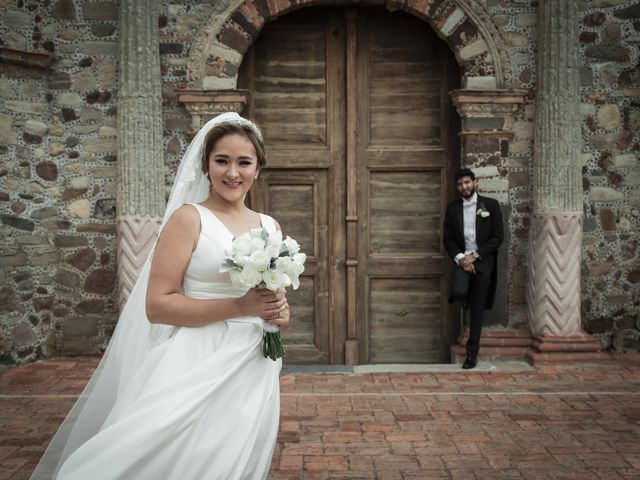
465;260;494;358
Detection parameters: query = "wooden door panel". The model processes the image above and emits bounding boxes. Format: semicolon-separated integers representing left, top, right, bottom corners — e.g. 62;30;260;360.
368;170;443;254
369;278;443;363
366;149;445;169
256;169;329;363
253;20;328;146
357;10;453;363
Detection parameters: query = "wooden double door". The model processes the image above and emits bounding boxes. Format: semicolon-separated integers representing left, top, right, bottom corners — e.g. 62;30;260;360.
240;7;459;364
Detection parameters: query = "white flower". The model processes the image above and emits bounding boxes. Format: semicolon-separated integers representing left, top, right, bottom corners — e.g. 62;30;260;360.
232;233;254;256
265;245;280;260
249;236;266;251
232;254;251;268
292;253;306;274
266;231;282;255
267;230;283;247
275;255;305;289
283;236;300;254
229;266;261;288
222;227;306;291
246;250;271;271
240;266;261;287
262;269;291;290
480;211;490;218
274;256;293;274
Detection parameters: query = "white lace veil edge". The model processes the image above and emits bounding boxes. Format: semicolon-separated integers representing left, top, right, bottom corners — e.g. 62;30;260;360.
30;112;262;479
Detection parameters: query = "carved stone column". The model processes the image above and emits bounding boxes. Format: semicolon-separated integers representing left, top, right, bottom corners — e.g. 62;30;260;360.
526;0;606;362
116;0;165;307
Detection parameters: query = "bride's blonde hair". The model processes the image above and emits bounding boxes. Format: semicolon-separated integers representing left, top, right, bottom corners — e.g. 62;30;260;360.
201;122;267;175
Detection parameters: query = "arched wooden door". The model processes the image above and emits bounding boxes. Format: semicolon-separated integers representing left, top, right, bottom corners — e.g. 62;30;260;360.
240;7;460;364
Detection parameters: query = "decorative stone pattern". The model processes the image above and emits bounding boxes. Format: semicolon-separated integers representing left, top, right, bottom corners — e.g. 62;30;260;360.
1;0;639;364
526;214;583;337
115;217;161;308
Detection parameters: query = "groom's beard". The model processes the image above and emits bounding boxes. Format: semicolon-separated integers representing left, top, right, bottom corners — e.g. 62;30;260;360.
460;187;476;199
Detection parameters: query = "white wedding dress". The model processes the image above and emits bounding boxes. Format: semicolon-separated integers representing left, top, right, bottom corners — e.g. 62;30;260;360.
56;203;282;479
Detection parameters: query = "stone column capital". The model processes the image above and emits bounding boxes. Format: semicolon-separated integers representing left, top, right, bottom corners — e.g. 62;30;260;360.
451;89;528;139
177;88;249;135
450;89;529;113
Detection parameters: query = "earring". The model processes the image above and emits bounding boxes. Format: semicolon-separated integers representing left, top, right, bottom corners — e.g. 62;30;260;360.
254;175;258;180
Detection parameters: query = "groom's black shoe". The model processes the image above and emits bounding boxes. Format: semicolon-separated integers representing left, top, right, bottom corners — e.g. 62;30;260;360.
462;356;477;369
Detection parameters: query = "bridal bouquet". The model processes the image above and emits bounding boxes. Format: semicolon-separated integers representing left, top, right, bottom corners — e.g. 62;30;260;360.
220;228;306;360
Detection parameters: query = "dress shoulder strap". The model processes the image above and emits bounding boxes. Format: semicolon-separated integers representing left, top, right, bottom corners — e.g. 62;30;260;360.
260;213;277;233
185;202;205;226
184;203;218;241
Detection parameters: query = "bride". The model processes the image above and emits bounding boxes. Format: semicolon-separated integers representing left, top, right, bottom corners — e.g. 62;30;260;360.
31;113;289;479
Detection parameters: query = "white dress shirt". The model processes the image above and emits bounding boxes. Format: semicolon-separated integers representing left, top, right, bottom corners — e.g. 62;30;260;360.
455;192;479;264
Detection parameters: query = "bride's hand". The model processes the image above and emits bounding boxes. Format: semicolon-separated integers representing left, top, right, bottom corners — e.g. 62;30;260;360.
236;288;287;319
264;300;290;329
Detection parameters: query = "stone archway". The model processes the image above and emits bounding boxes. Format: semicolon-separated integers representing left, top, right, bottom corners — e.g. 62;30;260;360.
178;0;529;364
185;0;514;92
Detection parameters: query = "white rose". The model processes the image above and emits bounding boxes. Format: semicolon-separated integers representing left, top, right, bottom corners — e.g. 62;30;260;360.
238;266;261;288
262;269;291;290
246;250;271;271
283;236;300;254
275;256;304;289
292;253;306;275
265;245;280;260
233;254;251;268
267;230;283;247
233;234;253;255
274;256;293;271
249;236;266;251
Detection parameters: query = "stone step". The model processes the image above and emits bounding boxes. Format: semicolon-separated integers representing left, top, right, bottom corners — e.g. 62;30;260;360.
450;345;530;363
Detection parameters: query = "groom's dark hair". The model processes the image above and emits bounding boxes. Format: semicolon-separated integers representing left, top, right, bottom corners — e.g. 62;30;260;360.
454;168;475;182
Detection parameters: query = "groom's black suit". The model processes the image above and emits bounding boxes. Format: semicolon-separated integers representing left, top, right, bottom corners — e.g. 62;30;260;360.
443;194;503;358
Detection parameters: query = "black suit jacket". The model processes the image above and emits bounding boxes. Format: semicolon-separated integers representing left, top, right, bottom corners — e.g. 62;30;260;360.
443;194;504;309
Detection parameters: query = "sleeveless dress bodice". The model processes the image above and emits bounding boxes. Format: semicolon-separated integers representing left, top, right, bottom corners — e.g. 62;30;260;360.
56;204;282;480
183;204;275;319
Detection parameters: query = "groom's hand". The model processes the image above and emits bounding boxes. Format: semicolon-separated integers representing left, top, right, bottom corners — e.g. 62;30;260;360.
459;255;476;274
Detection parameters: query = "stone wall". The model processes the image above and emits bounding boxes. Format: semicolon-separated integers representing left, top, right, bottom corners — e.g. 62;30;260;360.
0;0;638;364
0;0;121;363
577;0;640;350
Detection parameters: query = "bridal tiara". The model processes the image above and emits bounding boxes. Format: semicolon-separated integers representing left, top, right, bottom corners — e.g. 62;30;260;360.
207;112;263;142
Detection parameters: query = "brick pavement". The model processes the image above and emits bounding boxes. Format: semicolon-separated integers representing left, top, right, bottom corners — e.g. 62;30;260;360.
1;356;639;479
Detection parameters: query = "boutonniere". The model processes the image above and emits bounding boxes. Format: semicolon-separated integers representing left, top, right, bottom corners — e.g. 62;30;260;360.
477;203;490;218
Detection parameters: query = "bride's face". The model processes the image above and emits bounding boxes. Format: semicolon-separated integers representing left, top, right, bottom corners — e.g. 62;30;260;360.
207;133;259;204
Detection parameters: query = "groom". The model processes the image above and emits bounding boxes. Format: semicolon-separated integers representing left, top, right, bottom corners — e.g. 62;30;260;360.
443;168;504;369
